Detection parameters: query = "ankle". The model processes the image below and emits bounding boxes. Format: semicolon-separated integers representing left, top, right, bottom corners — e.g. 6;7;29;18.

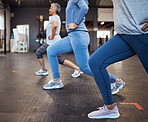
77;68;80;71
115;78;120;83
106;103;115;110
53;78;61;82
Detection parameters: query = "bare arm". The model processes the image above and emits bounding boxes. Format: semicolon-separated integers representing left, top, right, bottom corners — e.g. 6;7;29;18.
67;0;88;30
48;20;58;40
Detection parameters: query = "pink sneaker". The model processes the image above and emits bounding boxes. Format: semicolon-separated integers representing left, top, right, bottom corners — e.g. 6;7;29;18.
88;103;120;119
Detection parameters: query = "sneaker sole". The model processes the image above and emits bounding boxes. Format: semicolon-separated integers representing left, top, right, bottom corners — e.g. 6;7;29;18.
71;74;81;78
43;85;64;90
35;73;49;76
88;113;120;119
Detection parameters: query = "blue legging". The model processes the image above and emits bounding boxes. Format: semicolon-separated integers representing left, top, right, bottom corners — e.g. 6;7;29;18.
89;34;148;105
47;31;116;83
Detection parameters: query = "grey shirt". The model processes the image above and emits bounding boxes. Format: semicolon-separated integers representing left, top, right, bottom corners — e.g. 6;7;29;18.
46;15;61;45
113;0;148;35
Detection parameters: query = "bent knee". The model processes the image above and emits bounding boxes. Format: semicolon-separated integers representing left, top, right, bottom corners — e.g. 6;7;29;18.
89;56;105;70
36;48;40;55
46;46;56;56
89;56;99;67
58;59;64;65
36;49;43;59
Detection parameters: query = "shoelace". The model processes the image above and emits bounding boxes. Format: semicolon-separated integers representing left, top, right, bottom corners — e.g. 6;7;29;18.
111;83;117;89
49;82;56;86
39;69;46;73
74;70;80;75
47;81;55;86
97;106;106;110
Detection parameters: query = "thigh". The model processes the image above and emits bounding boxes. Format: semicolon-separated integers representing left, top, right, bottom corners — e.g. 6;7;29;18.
36;43;49;54
69;31;90;68
90;34;135;68
47;36;73;56
121;34;148;73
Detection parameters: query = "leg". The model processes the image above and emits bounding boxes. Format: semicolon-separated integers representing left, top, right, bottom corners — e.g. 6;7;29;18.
47;36;73;79
121;34;148;73
36;43;49;70
110;34;148;94
56;52;82;77
69;31;93;76
35;43;49;76
43;37;80;90
56;52;80;70
69;31;117;82
38;58;46;70
88;35;136;119
89;34;135;105
63;59;80;70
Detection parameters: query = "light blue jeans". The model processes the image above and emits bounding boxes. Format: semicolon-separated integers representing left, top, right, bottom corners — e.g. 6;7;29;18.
47;31;116;83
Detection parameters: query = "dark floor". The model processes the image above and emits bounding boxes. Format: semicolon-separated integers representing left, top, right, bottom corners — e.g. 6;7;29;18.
0;52;148;122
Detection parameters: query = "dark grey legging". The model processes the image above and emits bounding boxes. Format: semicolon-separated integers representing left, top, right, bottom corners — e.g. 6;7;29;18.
36;43;65;65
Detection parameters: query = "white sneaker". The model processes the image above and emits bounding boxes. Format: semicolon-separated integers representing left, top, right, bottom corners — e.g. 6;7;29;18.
88;103;120;119
111;79;125;95
71;70;83;78
35;69;49;76
43;80;63;90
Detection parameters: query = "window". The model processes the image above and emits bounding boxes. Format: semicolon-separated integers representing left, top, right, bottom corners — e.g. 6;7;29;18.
97;30;110;38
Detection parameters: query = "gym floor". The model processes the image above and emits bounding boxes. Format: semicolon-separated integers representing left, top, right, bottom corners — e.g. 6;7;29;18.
0;52;148;122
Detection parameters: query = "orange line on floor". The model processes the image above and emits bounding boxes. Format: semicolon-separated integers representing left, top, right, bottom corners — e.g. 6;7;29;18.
12;70;21;73
120;103;143;110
